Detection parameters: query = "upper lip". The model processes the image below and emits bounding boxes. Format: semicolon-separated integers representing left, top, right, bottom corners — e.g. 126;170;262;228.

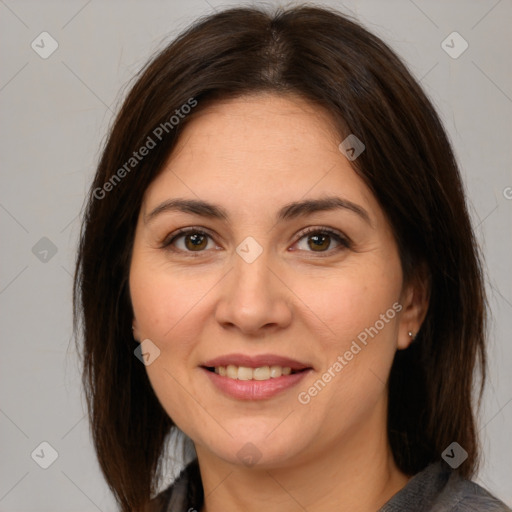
201;353;312;371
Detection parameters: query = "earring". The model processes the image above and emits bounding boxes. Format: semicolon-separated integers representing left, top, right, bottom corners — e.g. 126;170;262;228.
408;331;415;339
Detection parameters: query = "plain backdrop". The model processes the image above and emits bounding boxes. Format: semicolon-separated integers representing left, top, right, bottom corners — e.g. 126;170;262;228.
0;0;511;510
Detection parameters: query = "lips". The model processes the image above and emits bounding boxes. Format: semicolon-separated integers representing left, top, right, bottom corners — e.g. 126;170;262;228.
200;353;313;400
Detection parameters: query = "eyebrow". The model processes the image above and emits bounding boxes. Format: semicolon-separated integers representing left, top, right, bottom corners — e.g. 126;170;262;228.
145;196;371;225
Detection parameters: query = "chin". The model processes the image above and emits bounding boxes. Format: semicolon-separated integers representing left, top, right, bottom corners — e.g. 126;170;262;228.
192;419;313;469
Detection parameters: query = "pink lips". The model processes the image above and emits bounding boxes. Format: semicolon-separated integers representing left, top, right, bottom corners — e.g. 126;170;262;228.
201;353;312;400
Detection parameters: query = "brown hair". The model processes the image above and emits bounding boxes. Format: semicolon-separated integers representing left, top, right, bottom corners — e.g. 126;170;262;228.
74;5;487;511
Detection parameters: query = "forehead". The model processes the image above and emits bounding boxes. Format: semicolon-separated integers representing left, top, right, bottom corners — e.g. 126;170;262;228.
171;93;342;163
142;93;378;223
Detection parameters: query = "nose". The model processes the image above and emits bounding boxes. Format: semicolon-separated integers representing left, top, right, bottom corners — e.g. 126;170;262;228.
214;247;293;337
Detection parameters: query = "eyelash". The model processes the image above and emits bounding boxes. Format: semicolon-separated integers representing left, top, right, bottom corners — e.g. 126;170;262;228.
161;226;351;257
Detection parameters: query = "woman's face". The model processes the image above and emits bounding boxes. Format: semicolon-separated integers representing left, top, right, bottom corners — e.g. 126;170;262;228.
130;93;417;468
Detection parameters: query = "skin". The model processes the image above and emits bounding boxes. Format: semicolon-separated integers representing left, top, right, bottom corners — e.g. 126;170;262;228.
130;93;429;512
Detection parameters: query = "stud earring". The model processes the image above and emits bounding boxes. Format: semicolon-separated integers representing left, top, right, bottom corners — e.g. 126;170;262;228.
408;331;415;339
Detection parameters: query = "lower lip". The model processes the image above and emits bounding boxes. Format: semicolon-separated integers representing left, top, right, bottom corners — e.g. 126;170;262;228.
202;368;311;400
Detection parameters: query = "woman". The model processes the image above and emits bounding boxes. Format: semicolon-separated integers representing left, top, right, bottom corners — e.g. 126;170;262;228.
74;5;511;512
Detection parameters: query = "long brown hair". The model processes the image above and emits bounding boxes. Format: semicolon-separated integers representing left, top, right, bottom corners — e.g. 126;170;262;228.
74;5;487;511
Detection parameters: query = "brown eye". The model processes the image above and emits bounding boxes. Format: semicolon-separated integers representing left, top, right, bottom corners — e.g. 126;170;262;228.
163;229;214;253
307;233;331;251
183;232;208;251
294;227;350;254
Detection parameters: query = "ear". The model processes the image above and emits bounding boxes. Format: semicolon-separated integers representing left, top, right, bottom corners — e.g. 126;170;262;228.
397;263;430;350
132;318;141;342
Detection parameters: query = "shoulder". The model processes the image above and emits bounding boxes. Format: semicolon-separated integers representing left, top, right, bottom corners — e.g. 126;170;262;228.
380;462;511;512
149;459;203;512
439;478;511;512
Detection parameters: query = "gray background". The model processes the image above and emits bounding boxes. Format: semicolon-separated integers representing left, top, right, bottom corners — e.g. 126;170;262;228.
0;0;511;510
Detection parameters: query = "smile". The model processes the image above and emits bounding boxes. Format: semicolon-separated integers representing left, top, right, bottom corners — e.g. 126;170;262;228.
201;354;313;400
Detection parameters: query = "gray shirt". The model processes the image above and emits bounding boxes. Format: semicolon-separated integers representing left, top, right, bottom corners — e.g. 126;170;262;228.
150;459;511;511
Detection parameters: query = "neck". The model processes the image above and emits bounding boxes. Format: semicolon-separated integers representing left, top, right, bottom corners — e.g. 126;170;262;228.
196;401;410;512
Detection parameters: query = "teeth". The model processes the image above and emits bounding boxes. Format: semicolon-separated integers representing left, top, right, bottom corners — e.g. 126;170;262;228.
253;366;270;380
214;365;294;380
227;364;238;379
237;366;253;381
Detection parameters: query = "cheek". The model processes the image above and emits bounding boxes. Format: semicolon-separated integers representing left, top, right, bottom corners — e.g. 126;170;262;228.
129;260;213;432
299;261;402;348
293;262;402;414
130;259;211;347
